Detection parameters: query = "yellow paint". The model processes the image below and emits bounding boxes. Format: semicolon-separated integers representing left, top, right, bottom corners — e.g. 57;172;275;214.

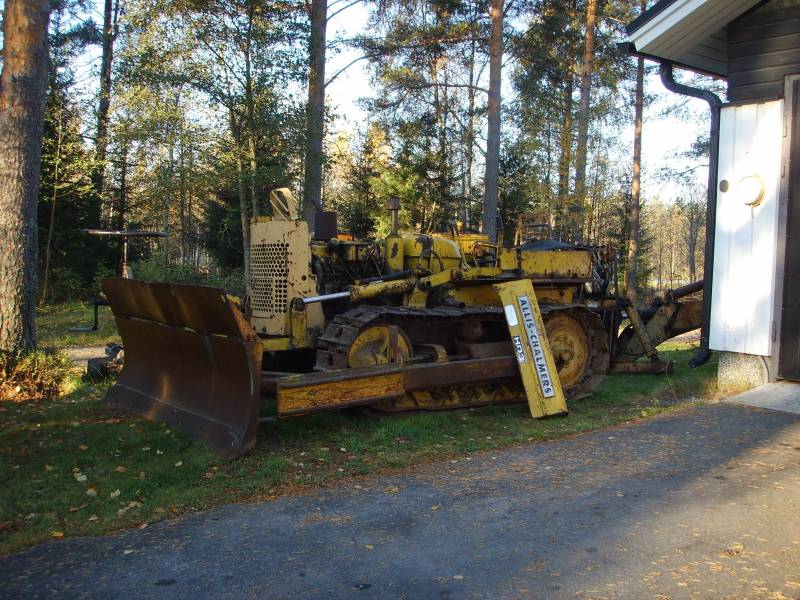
402;235;462;273
347;324;412;367
449;285;503;306
384;235;405;273
518;249;592;279
249;219;321;337
533;286;574;304
351;278;416;302
498;247;519;271
435;232;492;264
277;372;406;415
261;337;294;352
494;280;568;418
373;381;524;411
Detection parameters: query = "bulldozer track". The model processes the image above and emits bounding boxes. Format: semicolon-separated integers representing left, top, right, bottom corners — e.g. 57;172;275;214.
315;302;609;400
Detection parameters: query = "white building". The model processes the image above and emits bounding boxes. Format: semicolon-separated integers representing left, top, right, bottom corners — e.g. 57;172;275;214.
624;0;800;387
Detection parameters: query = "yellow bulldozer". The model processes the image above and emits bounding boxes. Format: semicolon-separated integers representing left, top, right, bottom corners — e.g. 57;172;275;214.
102;189;702;457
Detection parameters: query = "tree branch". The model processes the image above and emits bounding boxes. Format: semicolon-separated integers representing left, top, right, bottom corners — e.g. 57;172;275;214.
327;0;362;23
325;53;370;87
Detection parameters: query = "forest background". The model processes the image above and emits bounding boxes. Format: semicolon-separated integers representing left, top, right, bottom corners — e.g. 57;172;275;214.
15;0;717;306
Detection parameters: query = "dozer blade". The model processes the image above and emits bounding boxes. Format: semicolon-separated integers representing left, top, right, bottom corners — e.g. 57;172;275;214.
102;278;264;458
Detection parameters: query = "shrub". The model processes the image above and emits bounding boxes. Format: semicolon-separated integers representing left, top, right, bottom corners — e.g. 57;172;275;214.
131;260;245;297
46;267;84;303
0;350;75;401
91;264;116;297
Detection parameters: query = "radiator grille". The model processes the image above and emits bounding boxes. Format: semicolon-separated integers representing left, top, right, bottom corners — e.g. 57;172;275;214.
251;242;289;316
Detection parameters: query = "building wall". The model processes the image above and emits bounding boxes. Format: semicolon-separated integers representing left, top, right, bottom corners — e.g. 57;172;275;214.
728;4;800;102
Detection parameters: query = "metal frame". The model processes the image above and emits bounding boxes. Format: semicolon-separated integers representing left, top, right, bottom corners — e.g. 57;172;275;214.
771;74;800;380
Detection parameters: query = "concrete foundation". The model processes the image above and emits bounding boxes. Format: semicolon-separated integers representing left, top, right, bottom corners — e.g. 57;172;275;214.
718;351;772;392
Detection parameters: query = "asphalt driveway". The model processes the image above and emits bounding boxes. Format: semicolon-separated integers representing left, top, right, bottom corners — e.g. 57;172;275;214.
2;401;799;599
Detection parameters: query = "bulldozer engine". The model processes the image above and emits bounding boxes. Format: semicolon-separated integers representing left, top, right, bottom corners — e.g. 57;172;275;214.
102;191;702;457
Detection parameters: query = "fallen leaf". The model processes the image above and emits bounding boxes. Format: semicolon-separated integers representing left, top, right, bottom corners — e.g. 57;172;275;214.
86;488;97;497
174;461;183;467
74;473;87;483
122;549;134;555
79;444;88;451
453;575;464;580
114;466;127;473
364;544;374;550
431;505;440;511
88;515;99;522
44;464;53;472
384;485;400;494
50;531;64;538
110;489;121;499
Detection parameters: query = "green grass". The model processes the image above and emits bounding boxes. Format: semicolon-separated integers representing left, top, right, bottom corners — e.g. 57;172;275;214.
36;302;119;350
0;335;718;556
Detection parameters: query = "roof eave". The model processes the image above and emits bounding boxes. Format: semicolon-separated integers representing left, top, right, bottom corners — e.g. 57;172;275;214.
617;42;728;79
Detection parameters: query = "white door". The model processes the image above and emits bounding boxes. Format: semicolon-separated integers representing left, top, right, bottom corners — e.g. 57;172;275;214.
710;100;784;356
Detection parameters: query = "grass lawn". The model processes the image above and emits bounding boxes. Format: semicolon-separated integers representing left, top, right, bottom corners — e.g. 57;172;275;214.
36;302;119;350
0;303;719;556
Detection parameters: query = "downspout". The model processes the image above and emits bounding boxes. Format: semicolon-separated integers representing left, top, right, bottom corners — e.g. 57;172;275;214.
658;61;722;367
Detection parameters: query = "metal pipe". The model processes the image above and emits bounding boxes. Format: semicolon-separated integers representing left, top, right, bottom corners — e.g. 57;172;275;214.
358;270;413;284
387;197;400;236
302;291;350;304
668;279;704;300
659;62;722;368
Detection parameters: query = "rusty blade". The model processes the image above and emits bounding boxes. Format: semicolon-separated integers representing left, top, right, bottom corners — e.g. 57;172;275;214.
103;278;263;458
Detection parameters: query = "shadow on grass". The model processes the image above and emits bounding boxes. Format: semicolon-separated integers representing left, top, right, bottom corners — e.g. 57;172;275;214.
0;346;717;556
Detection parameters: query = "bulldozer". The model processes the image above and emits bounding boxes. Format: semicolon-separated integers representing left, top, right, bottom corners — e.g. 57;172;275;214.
102;189;702;457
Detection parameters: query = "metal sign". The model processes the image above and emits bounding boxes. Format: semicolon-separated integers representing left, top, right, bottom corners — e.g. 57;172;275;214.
494;280;567;418
516;294;556;398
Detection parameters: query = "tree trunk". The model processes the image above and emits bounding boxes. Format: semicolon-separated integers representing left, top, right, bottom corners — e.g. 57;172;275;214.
0;0;50;354
627;53;645;301
302;0;327;227
93;0;118;227
243;14;260;219
481;0;504;242
572;0;597;242
163;144;173;266
40;107;64;306
464;36;477;228
118;142;128;275
230;110;251;295
179;138;187;264
557;77;574;240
